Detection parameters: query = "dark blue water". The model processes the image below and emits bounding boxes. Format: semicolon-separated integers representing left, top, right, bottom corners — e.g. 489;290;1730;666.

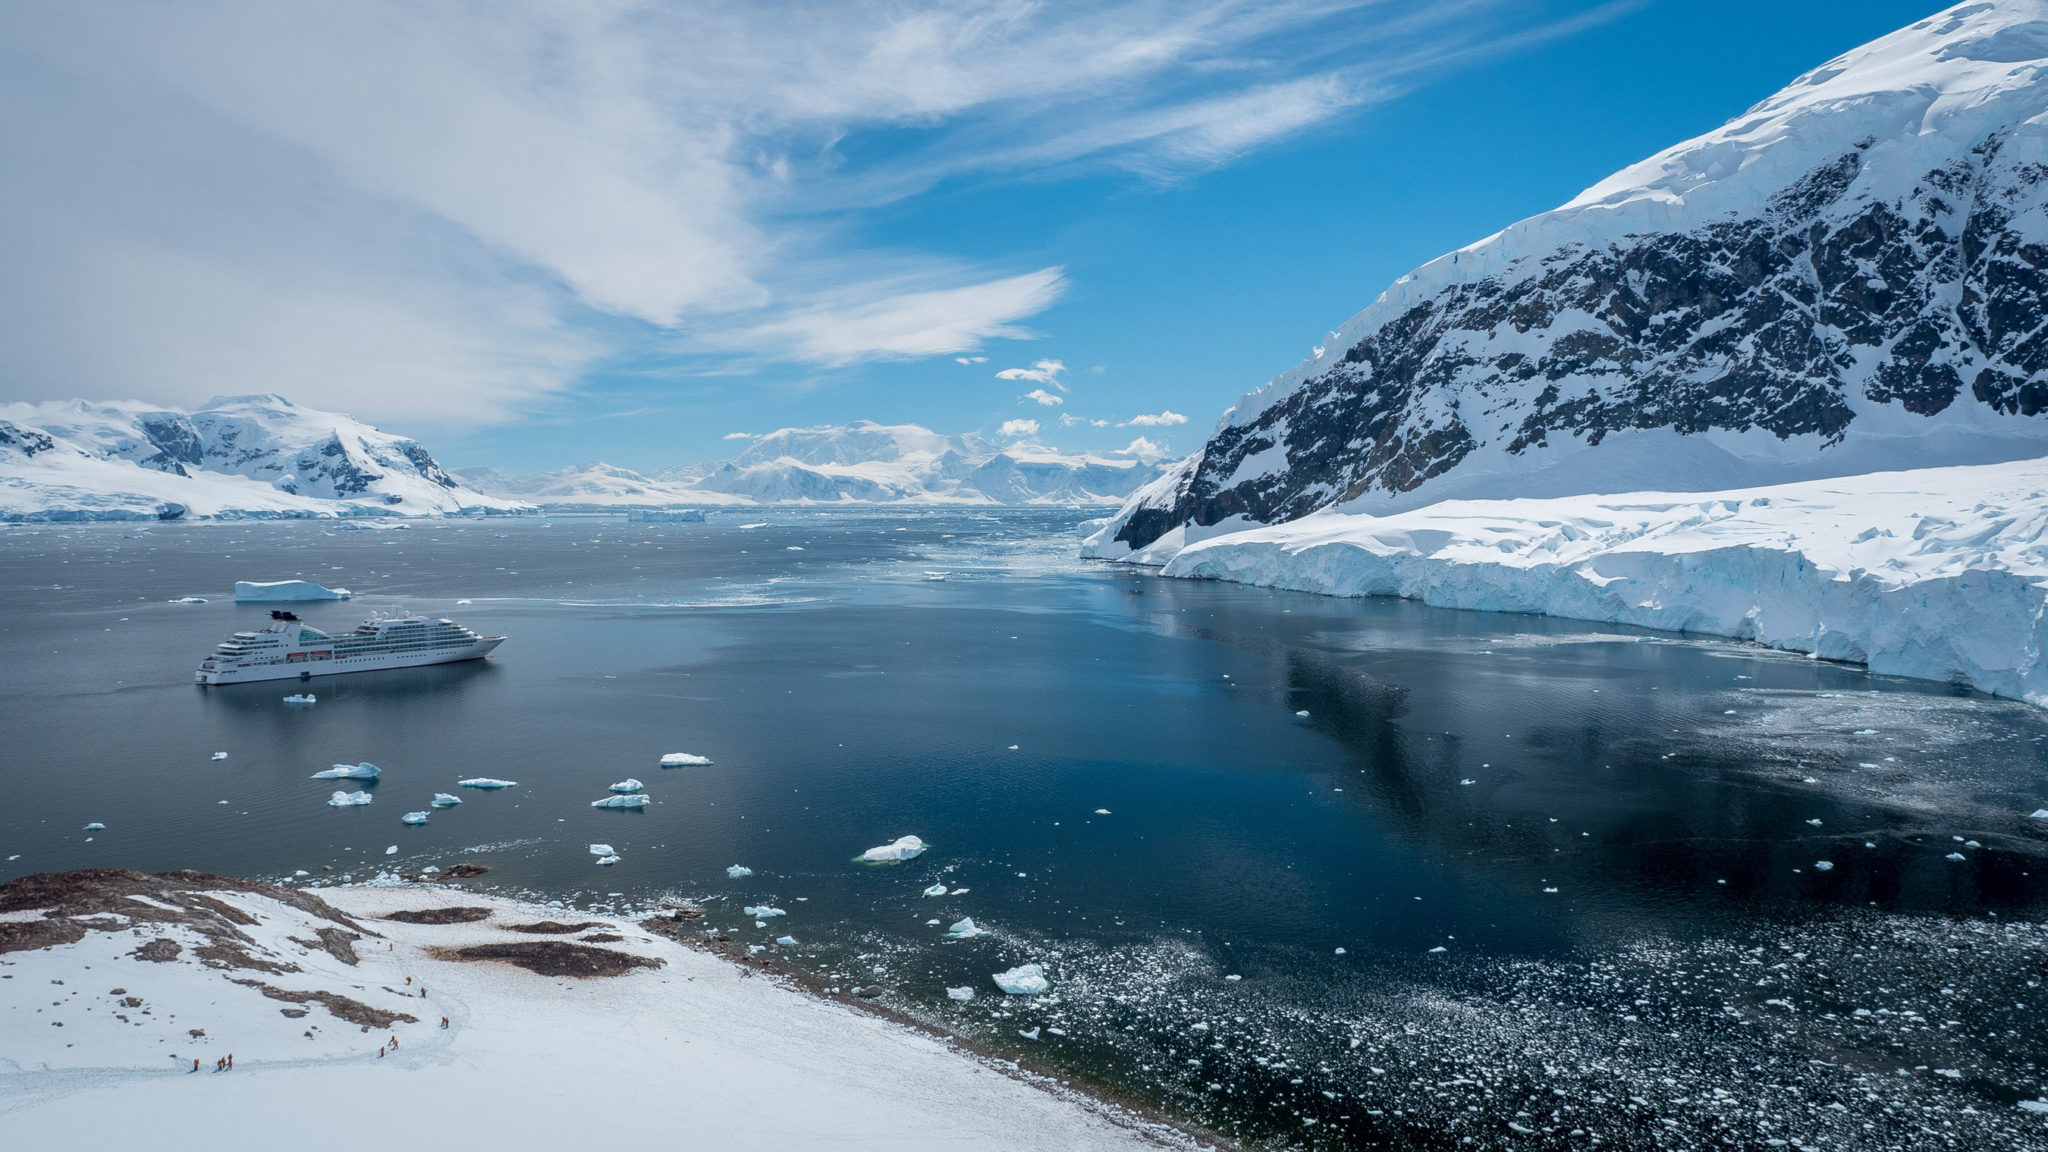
5;513;2047;1149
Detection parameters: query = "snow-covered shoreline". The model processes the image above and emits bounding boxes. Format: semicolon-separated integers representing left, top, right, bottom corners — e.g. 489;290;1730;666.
1150;458;2048;707
0;870;1198;1150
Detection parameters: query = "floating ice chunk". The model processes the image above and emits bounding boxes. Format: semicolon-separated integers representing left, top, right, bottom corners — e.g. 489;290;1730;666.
1007;745;1019;750
588;844;615;856
312;762;381;780
400;812;428;826
2029;809;2048;819
860;835;927;862
1805;818;1822;826
1224;974;1241;981
591;794;650;809
1814;860;1834;871
294;869;309;877
1094;809;1111;815
946;918;986;939
421;866;439;874
431;793;462;808
1965;839;1981;848
776;935;796;946
1459;778;1474;786
1428;946;1447;954
745;905;786;919
946;985;975;1002
384;845;397;855
1946;852;1968;862
456;599;472;605
608;778;644;794
923;883;948;897
84;822;105;831
992;964;1048;995
170;596;207;604
457;778;517;789
726;865;753;878
282;693;316;704
235;579;351;602
596;855;621;866
1019;1027;1041;1040
2021;1100;2048;1114
211;752;228;761
1295;710;1310;717
660;753;712;767
327;790;372;806
1334;947;1347;955
1543;887;1559;893
1854;728;1878;735
950;888;969;894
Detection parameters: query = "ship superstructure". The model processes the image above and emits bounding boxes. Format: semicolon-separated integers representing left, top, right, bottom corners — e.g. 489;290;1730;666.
195;611;504;685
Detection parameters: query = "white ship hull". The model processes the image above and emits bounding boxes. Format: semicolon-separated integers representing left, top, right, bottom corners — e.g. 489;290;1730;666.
195;634;503;685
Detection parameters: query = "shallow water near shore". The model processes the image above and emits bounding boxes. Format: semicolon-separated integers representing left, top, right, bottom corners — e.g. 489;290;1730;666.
4;511;2047;1148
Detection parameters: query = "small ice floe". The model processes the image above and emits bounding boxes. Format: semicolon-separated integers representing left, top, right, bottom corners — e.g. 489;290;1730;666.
211;752;229;761
234;579;351;602
609;778;645;794
312;762;381;780
589;844;615;856
946;985;975;1002
946;918;986;939
2029;809;2048;820
1543;887;1559;893
1965;839;1981;848
859;835;927;863
84;822;105;831
926;918;941;926
992;964;1048;995
294;869;310;877
1224;974;1241;981
1094;809;1111;815
1805;818;1823;826
660;753;712;767
384;845;397;855
2020;1100;2048;1115
421;866;439;875
282;693;316;704
170;596;208;604
591;794;650;809
726;865;753;879
596;855;621;866
457;778;517;789
1814;860;1834;871
431;793;462;808
1295;710;1310;717
1019;1027;1041;1041
400;812;429;826
1334;947;1347;955
1946;852;1968;862
745;905;786;921
1428;946;1448;954
923;883;948;897
776;935;796;946
327;790;373;806
1007;745;1019;750
1459;778;1475;786
1854;728;1878;735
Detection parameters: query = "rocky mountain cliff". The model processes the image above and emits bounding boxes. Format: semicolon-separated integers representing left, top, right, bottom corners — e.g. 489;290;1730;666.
1097;0;2048;558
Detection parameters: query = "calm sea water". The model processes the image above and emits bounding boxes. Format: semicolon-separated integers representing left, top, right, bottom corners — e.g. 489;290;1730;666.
4;512;2047;1149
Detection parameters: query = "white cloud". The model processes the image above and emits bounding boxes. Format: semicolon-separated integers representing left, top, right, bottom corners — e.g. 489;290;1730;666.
1122;410;1188;427
1021;388;1063;406
998;418;1040;438
1057;412;1081;427
996;359;1068;387
722;432;758;440
1117;436;1166;460
0;2;1625;423
955;355;988;364
1091;418;1110;427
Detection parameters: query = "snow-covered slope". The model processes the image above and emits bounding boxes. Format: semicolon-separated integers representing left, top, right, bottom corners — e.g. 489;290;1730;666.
1097;0;2048;557
1163;457;2048;706
450;463;754;509
0;395;526;520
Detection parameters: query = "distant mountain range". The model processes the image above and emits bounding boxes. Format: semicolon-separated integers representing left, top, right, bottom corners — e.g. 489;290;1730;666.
0;398;1174;519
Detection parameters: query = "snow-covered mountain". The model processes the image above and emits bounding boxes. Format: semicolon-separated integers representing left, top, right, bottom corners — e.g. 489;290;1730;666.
0;395;525;520
449;463;753;509
683;421;1174;505
1096;1;2048;559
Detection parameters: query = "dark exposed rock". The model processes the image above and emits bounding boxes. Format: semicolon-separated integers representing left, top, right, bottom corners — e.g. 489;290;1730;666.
441;864;491;879
230;978;419;1030
382;906;493;925
505;920;608;935
0;917;88;954
132;938;181;963
444;941;663;979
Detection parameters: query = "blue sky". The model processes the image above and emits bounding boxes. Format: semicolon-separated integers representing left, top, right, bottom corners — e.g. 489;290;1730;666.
0;1;1944;471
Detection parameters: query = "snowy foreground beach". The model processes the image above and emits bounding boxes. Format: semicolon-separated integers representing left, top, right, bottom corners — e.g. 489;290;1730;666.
1149;459;2048;707
0;870;1193;1150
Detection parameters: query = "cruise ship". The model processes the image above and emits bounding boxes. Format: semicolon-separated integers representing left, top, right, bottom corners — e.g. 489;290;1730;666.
194;611;505;685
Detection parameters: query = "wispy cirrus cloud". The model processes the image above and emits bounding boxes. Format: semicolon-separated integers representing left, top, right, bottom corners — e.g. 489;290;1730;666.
0;1;1631;424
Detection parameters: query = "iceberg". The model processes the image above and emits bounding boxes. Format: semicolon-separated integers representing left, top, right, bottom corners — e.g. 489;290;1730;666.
726;865;753;879
2030;809;2048;820
1019;1027;1041;1041
431;793;462;808
311;762;381;780
327;790;372;806
946;986;975;1002
234;579;352;602
946;918;987;939
384;845;397;855
281;693;316;704
775;935;797;946
211;752;228;761
992;964;1048;995
170;596;208;604
1093;809;1110;815
659;752;713;767
401;811;429;826
922;883;948;897
591;794;650;809
859;835;927;863
608;778;645;794
743;905;786;919
83;822;105;831
596;854;621;866
588;843;615;856
457;778;517;789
